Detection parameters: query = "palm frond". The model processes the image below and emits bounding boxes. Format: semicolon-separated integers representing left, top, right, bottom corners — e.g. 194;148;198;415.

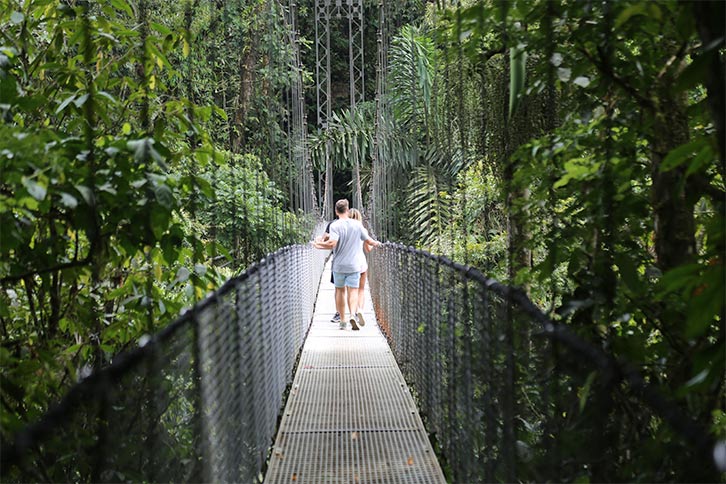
403;164;453;247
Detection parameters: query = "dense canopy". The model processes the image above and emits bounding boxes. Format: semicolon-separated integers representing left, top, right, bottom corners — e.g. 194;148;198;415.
1;0;724;482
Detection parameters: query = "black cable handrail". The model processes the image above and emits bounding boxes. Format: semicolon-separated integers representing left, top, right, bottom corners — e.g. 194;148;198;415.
368;242;721;483
3;240;722;483
1;241;327;483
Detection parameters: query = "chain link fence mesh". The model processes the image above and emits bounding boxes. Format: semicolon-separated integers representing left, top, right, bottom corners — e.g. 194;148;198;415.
3;239;720;483
368;243;719;483
2;241;327;483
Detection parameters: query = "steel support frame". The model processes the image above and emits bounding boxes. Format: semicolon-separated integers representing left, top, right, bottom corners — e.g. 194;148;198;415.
371;0;386;238
315;0;334;219
316;0;365;218
348;0;364;211
347;0;365;109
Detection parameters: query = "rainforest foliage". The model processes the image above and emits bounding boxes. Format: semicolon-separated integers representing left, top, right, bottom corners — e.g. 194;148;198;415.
0;0;312;436
1;0;725;481
312;0;724;480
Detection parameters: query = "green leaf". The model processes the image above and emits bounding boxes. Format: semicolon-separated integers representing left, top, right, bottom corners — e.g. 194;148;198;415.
660;138;706;172
110;0;134;17
10;12;24;25
685;142;715;176
55;93;76;115
554;158;599;189
75;184;94;205
59;192;78;208
174;267;190;284
614;3;647;30
646;3;662;22
656;263;701;299
214;105;228;121
127;138;159;163
685;267;725;338
0;74;18;104
676;51;713;91
683;369;709;390
614;252;640;294
97;90;117;105
579;371;597;412
73;93;89;108
153;184;174;209
572;76;590;88
22;177;47;201
150;22;172;37
150;206;170;240
556;67;571;82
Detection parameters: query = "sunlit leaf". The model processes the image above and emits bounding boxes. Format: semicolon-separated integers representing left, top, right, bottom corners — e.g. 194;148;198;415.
22;178;46;201
10;12;24;25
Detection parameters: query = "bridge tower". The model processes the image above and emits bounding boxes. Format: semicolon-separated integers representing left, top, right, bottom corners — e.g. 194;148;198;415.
348;0;365;211
315;0;333;219
315;0;365;219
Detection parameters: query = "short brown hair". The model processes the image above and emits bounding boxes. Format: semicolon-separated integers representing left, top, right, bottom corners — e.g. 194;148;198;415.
335;199;349;215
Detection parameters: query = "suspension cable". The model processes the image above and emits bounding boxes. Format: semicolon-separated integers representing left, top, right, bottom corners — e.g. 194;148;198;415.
542;0;562;478
456;1;468;266
498;1;516;479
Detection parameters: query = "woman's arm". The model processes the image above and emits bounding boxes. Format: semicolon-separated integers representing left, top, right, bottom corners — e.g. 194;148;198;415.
364;239;381;253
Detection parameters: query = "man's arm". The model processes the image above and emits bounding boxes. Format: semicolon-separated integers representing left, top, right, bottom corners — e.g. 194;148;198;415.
312;238;338;250
314;221;335;246
313;232;331;244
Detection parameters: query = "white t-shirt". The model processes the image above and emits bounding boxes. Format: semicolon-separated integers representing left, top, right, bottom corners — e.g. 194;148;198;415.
329;218;370;273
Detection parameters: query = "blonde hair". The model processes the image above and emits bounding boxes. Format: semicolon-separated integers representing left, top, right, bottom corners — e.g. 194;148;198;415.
350;208;362;221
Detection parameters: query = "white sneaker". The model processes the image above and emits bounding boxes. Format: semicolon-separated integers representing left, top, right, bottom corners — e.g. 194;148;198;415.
356;311;365;327
350;316;360;331
339;320;346;330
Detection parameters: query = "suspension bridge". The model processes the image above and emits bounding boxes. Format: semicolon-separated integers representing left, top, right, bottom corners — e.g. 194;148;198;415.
1;0;724;482
2;237;721;482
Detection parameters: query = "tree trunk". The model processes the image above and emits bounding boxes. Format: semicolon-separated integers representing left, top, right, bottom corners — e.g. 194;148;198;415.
650;89;696;272
232;42;257;152
690;0;726;173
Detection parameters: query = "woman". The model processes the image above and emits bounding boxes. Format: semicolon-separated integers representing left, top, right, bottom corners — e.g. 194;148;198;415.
349;209;374;310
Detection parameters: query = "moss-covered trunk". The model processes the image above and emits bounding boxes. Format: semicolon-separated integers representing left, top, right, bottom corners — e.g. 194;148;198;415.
650;90;696;272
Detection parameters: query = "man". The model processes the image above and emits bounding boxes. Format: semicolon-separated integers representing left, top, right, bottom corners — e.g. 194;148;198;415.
312;199;380;330
319;217;341;323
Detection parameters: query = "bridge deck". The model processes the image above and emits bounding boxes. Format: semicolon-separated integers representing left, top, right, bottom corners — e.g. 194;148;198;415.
265;260;445;483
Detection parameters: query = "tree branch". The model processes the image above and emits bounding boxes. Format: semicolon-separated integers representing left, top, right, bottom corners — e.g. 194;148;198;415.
656;41;689;80
1;254;92;285
577;45;656;112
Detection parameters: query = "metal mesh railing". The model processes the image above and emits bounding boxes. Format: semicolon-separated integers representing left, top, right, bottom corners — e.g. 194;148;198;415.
368;243;720;483
2;242;327;483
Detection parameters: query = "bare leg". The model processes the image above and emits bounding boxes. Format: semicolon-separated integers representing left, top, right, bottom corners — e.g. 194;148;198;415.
335;287;347;323
358;271;367;310
346;286;359;318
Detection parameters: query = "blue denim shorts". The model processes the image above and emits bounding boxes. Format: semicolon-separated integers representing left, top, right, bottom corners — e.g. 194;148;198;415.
333;271;361;288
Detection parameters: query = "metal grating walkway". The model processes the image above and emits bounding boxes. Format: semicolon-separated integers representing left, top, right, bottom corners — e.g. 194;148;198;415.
265;260;446;483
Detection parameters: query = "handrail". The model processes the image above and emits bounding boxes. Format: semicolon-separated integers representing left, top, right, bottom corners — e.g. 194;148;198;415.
369;242;721;482
2;241;328;483
3;239;720;483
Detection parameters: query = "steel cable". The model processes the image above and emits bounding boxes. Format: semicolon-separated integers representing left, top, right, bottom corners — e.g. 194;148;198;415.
2;232;328;483
6;237;719;481
368;243;720;482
